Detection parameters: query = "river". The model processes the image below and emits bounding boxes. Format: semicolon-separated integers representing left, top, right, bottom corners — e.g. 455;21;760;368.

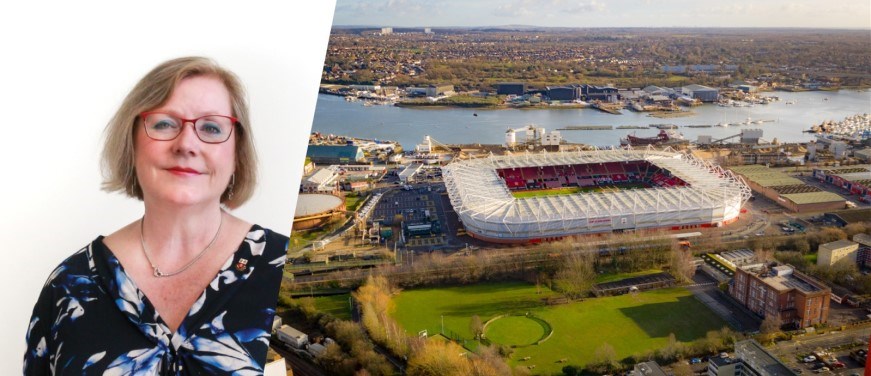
311;90;871;149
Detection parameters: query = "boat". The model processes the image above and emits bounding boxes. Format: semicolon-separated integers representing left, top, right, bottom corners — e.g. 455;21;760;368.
620;130;683;146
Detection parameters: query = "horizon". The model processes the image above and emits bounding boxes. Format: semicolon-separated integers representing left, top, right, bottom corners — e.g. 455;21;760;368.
332;25;871;31
333;0;871;30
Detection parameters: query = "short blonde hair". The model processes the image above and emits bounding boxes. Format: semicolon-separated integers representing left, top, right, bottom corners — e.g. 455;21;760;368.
101;56;256;208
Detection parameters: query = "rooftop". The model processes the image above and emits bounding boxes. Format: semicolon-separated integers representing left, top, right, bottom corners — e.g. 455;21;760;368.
740;264;825;294
781;191;846;205
295;193;344;217
820;239;859;250
729;165;803;187
683;84;718;91
734;339;796;376
827;208;871;224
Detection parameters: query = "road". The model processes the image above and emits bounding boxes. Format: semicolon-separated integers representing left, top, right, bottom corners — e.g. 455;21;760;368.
771;326;871;355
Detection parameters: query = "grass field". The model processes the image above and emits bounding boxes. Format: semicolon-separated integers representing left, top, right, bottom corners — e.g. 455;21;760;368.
512;187;582;198
595;269;663;284
313;294;353;320
485;316;547;346
391;282;726;375
511;183;651;199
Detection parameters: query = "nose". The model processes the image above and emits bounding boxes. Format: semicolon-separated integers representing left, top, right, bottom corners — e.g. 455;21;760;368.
172;121;201;154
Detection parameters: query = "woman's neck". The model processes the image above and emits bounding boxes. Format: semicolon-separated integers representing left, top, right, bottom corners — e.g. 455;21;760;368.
141;202;225;261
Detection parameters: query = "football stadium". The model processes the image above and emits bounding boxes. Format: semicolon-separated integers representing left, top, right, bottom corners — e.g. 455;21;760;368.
442;147;751;243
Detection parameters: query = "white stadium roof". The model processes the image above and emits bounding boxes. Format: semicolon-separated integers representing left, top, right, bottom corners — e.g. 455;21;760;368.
442;147;751;243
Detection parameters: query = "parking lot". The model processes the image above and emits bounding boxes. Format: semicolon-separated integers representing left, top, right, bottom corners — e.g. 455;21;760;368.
369;182;461;252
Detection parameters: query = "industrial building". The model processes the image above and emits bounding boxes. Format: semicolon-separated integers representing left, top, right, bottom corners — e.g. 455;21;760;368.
822;208;871;227
681;84;719;102
812;165;871;203
581;84;619;102
729;165;846;212
719;249;757;268
504;125;562;148
817;239;860;267
301;166;341;194
855;148;871;163
497;82;525;95
707;339;795;376
306;145;366;165
856;234;871;267
730;263;830;328
546;85;581;101
406;84;454;98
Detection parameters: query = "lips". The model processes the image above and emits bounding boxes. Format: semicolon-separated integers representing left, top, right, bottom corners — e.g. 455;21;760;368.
166;166;202;176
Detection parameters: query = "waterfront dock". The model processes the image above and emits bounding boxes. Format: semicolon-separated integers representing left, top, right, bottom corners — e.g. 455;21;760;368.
558;125;613;131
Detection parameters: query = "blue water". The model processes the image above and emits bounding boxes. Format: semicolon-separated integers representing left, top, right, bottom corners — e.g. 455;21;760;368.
311;90;871;149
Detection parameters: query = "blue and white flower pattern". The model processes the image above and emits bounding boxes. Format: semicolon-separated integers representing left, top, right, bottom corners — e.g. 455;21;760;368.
24;225;288;375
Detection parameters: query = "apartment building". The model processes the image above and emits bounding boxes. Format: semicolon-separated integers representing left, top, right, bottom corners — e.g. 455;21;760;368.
730;263;830;328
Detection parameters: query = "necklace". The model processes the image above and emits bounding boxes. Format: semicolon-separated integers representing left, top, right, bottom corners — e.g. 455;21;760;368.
140;212;223;278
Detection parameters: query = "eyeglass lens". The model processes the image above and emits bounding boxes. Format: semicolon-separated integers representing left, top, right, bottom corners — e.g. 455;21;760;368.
143;113;233;143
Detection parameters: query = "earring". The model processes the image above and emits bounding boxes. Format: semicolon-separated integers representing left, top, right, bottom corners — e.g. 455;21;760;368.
227;174;236;200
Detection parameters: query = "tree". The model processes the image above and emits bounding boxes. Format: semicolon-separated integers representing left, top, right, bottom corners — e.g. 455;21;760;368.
658;333;682;362
672;361;694;376
562;365;581;376
759;314;783;344
669;246;696;284
587;342;619;374
407;340;473;376
469;315;484;340
552;252;596;299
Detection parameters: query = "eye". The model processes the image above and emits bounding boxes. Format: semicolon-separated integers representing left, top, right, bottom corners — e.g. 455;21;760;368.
146;115;179;131
151;120;178;130
198;121;224;135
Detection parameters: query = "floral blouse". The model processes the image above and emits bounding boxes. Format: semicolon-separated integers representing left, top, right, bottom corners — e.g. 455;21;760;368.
24;225;288;375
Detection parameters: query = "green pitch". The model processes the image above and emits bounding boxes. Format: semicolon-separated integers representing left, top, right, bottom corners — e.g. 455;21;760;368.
391;281;726;375
511;187;582;198
313;294;353;321
485;315;548;346
511;183;651;199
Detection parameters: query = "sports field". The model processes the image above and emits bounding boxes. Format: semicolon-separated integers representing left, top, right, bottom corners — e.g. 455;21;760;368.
313;294;353;320
511;182;651;199
391;281;726;375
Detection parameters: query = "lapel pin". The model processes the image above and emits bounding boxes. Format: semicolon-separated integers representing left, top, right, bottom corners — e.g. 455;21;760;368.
235;258;248;272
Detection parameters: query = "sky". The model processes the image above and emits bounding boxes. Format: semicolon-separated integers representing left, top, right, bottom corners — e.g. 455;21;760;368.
333;0;871;29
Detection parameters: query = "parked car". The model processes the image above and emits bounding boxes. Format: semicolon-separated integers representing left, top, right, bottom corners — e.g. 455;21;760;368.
803;355;817;363
690;358;702;364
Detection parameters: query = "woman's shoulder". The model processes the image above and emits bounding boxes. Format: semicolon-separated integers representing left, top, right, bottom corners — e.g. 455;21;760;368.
247;225;288;245
41;238;105;287
245;225;288;260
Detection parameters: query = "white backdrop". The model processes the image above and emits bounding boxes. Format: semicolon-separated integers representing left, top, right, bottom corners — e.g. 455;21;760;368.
0;1;335;370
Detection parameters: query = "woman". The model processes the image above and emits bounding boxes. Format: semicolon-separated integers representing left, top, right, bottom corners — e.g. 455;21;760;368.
24;57;288;374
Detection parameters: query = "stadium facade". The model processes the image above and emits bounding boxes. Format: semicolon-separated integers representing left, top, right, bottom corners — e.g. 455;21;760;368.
442;147;751;243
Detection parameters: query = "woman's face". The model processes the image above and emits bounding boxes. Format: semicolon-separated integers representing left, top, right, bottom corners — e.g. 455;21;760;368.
134;75;236;209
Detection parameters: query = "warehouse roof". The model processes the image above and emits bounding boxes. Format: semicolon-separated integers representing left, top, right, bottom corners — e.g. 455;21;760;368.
729;165;803;187
781;191;845;205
